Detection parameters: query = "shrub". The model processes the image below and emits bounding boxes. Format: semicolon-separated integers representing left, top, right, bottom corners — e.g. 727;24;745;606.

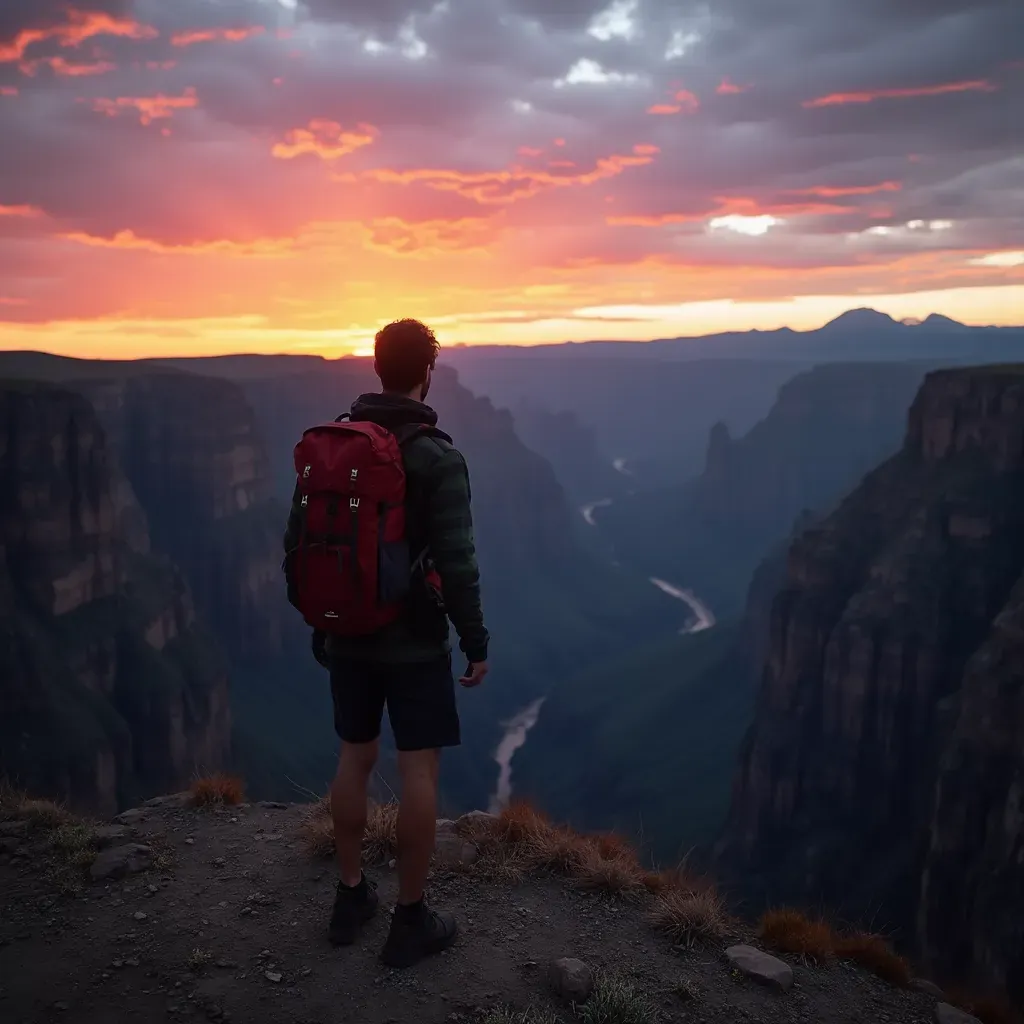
759;908;835;964
189;774;245;807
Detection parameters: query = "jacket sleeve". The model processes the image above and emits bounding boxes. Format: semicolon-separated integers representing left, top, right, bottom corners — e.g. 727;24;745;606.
425;446;489;664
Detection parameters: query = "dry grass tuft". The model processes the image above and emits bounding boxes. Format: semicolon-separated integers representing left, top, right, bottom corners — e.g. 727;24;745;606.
296;796;398;865
651;886;728;948
574;846;646;901
480;1007;563;1024
187;948;213;972
578;974;658;1024
522;824;588;874
495;801;553;845
189;774;245;808
363;801;398;865
759;908;835;964
833;932;911;987
298;795;334;859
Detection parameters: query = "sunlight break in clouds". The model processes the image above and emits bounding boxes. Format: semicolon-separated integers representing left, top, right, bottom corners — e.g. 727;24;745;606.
0;0;1021;356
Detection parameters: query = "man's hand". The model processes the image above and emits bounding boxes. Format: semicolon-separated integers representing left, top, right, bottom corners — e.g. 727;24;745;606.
459;661;489;688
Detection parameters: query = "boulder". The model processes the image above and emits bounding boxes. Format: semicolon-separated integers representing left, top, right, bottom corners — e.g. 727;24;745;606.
455;810;498;834
90;844;153;882
434;834;478;868
92;825;131;849
547;958;594;1004
115;808;147;826
725;945;794;992
935;1005;982;1024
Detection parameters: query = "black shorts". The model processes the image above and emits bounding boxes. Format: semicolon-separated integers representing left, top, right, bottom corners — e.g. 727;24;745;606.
329;655;461;751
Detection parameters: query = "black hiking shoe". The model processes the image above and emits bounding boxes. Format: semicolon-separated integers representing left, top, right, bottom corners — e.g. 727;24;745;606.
380;901;458;968
328;876;379;946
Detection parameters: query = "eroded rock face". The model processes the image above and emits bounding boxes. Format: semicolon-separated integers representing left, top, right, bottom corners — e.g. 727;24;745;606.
716;368;1024;1003
80;374;285;659
0;383;231;816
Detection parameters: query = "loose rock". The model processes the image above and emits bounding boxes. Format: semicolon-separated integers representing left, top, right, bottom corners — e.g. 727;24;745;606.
264;972;282;984
725;945;794;993
91;845;154;882
547;958;594;1004
115;808;147;826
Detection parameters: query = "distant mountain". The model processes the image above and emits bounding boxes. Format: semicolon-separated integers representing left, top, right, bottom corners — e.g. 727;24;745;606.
445;308;1023;364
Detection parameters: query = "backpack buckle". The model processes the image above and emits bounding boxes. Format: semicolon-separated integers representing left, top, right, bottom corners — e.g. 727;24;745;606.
302;465;311;479
300;495;308;508
350;497;360;509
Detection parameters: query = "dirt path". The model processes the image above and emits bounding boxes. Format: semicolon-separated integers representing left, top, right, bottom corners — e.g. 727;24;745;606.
0;800;939;1024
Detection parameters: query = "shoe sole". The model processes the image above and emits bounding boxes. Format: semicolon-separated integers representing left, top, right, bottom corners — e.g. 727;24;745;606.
379;924;458;968
328;902;378;947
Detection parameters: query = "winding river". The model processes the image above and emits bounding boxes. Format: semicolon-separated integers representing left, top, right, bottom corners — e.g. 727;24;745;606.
488;472;717;811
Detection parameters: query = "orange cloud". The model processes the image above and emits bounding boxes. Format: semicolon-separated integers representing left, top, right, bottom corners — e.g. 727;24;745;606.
649;89;699;115
89;88;198;125
171;26;266;47
19;55;115;76
517;146;543;157
364;216;501;257
803;79;997;107
0;8;157;63
359;147;656;206
145;60;178;70
272;119;378;161
60;228;297;256
717;78;747;95
0;86;18;96
789;181;902;197
0;203;42;218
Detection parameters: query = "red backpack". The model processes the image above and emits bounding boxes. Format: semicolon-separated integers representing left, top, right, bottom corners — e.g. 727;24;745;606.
287;416;448;636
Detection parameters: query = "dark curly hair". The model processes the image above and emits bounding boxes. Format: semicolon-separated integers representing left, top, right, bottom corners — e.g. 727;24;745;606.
373;319;440;393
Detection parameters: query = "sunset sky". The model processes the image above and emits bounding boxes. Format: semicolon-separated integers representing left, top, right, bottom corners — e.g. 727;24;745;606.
0;0;1022;358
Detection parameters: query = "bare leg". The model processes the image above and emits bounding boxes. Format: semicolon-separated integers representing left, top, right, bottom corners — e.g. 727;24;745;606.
331;740;379;886
396;748;441;904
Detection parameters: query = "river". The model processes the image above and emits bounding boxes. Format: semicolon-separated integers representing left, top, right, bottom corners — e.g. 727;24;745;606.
487;481;717;811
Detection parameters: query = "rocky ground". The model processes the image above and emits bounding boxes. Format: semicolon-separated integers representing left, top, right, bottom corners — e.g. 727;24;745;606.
0;796;976;1024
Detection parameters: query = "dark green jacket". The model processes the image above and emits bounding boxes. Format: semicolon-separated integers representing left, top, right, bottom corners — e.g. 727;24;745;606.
283;393;489;665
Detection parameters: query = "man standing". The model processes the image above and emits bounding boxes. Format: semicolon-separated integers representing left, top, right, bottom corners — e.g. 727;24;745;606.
283;319;489;968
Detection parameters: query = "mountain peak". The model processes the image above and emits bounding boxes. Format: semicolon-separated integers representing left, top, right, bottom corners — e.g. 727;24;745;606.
920;313;966;329
821;308;898;331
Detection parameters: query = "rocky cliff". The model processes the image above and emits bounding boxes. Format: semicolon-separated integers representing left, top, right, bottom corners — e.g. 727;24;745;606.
716;366;1024;1002
79;374;285;660
0;382;230;815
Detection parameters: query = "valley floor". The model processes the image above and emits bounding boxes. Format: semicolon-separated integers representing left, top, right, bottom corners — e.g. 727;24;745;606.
1;800;944;1024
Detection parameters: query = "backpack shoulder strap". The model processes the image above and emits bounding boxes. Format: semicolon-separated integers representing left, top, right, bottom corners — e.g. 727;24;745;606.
334;413;351;423
393;423;453;448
